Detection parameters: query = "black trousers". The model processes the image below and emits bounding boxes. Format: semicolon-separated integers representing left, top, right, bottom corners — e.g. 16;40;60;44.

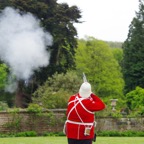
68;138;92;144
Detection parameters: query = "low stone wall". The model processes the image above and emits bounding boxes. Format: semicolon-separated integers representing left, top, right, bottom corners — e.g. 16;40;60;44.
0;109;143;134
0;109;66;134
95;117;144;131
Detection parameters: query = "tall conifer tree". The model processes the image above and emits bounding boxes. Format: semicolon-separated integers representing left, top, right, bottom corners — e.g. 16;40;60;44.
123;0;144;93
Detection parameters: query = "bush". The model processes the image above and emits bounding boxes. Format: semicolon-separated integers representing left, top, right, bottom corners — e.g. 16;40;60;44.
42;132;65;136
97;130;144;137
32;71;82;109
27;103;43;113
0;130;143;137
126;87;144;115
15;131;37;137
0;101;9;111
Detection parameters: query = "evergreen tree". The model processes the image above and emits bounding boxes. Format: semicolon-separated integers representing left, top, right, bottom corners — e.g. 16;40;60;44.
122;0;144;93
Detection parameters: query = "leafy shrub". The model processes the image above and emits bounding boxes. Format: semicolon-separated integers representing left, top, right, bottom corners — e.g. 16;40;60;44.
0;130;143;137
32;71;81;109
15;131;37;137
97;130;144;137
27;103;43;113
126;87;144;115
42;132;65;136
0;101;9;111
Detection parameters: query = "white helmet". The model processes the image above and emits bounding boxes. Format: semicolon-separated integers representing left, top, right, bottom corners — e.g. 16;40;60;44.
79;82;92;98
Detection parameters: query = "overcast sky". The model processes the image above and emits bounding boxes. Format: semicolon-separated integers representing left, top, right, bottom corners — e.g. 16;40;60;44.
57;0;139;42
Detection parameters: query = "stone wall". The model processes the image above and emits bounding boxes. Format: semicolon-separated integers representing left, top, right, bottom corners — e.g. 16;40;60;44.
0;109;66;134
95;117;144;131
0;109;143;134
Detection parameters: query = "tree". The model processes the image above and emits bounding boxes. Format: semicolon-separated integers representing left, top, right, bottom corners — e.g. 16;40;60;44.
0;64;13;107
111;48;123;67
0;0;81;107
0;0;81;83
122;0;144;93
75;37;124;101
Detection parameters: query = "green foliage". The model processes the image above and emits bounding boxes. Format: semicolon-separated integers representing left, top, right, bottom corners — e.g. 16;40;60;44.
75;37;124;101
126;86;144;115
0;131;37;137
15;131;37;137
4;108;22;133
43;131;65;136
122;0;144;93
0;63;8;89
7;107;20;113
0;101;9;111
0;130;143;137
111;48;123;67
97;130;144;137
0;91;15;108
95;104;125;118
33;71;81;109
0;0;82;108
2;0;82;82
3;108;63;134
27;103;43;113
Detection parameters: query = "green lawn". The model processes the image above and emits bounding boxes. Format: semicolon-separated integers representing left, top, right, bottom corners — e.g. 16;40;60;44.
0;137;144;144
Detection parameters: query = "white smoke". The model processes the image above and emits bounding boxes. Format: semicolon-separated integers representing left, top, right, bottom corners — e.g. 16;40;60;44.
0;7;53;92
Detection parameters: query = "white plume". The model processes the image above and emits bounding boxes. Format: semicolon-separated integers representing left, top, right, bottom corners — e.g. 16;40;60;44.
0;7;53;92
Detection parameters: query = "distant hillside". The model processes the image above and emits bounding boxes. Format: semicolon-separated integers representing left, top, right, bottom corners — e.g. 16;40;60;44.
78;37;123;48
105;41;123;48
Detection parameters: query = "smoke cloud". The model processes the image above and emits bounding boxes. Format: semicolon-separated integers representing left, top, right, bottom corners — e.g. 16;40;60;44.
0;7;53;92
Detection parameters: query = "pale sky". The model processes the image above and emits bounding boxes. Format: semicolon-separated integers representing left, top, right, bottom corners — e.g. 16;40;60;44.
57;0;139;42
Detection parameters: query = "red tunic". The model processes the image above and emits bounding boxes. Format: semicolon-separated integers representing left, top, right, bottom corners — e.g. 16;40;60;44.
65;93;105;140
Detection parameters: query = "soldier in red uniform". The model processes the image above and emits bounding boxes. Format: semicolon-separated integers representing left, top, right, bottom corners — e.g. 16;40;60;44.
64;81;105;144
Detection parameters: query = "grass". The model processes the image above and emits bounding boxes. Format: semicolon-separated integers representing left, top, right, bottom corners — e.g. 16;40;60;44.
0;137;144;144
